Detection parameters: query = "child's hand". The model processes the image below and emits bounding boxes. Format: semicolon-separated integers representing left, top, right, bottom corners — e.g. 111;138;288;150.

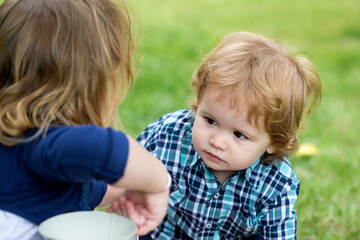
106;189;169;236
106;196;146;227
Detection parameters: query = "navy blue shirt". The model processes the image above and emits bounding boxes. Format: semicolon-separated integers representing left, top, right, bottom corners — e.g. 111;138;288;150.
0;125;129;225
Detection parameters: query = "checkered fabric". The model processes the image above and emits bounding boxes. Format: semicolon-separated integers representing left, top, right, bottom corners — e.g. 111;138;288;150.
137;110;299;240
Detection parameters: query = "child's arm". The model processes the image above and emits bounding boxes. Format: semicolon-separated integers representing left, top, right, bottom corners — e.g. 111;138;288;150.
108;135;170;235
106;115;173;235
257;180;299;239
111;135;169;193
97;184;125;207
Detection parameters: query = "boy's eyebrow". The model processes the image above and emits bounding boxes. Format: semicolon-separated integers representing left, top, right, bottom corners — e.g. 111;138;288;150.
234;126;258;139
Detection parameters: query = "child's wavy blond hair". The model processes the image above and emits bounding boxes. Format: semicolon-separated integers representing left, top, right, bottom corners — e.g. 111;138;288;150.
191;32;322;164
0;0;136;146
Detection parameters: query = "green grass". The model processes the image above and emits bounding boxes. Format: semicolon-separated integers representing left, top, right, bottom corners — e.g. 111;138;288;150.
0;0;357;238
118;0;360;238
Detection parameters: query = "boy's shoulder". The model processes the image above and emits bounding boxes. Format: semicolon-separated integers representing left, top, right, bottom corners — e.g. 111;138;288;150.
160;109;194;124
151;109;194;132
245;158;299;198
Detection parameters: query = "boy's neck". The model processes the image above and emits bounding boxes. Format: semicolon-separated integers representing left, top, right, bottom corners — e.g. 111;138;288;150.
211;169;237;185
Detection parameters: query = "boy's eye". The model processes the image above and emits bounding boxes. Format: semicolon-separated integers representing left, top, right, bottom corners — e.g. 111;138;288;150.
233;131;246;139
205;117;216;126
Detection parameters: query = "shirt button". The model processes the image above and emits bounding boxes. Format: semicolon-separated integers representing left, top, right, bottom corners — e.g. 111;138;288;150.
213;192;220;199
205;223;212;229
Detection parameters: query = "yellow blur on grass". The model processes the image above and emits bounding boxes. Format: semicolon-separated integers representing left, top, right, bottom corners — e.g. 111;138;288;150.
296;143;319;157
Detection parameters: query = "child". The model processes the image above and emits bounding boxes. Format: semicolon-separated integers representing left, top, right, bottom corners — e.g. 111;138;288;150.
108;32;322;239
0;0;171;239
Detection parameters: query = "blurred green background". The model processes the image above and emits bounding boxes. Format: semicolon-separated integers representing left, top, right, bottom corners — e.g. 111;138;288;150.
118;0;360;239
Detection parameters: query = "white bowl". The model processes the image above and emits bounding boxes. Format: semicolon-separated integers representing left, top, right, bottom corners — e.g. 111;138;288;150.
38;211;137;240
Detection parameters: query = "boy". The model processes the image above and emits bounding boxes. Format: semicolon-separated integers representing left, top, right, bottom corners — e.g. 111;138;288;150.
109;32;321;239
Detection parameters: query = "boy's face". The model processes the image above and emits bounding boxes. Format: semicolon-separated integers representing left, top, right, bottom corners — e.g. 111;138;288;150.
192;89;274;181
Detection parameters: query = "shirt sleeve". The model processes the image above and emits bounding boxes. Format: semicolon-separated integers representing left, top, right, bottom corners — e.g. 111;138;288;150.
257;179;300;239
88;179;108;208
27;125;129;184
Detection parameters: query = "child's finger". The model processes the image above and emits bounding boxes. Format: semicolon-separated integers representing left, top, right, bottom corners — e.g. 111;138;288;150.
136;221;156;236
127;202;144;222
133;205;159;235
119;202;128;217
124;201;145;227
105;202;119;213
105;206;115;213
111;202;123;215
134;204;151;219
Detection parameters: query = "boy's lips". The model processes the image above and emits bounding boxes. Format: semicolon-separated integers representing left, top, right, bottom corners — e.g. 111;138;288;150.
205;151;223;162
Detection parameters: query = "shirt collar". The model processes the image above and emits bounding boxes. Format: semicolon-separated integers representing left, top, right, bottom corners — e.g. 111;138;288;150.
244;157;264;190
183;130;202;170
179;116;203;170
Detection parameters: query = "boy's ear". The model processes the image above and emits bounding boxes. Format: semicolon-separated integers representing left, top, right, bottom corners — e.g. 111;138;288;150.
266;145;275;154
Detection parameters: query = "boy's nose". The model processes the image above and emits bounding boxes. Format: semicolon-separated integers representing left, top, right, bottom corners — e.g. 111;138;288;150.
209;132;227;151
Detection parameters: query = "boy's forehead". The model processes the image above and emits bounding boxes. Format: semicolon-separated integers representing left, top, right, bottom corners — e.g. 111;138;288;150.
206;87;246;111
202;87;265;130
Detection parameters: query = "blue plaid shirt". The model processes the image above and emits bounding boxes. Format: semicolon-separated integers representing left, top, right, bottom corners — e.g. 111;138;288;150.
138;110;299;240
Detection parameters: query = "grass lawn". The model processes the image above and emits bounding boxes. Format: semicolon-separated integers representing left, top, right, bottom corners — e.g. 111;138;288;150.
118;0;360;239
